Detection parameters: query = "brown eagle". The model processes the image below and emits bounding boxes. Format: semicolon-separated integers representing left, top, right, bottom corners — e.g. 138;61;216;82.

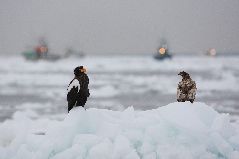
177;71;197;103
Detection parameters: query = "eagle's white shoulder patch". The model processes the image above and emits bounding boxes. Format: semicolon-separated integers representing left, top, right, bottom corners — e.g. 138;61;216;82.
67;79;80;93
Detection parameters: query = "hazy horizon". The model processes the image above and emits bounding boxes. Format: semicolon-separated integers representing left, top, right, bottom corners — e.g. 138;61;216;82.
1;0;239;55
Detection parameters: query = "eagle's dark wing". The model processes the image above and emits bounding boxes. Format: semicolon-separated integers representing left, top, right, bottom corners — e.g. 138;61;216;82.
67;79;80;109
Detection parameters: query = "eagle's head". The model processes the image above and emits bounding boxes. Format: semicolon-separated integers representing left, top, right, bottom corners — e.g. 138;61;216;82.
178;71;190;79
74;66;86;76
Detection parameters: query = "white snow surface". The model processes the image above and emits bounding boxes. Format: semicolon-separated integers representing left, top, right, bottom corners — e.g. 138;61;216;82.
0;102;239;159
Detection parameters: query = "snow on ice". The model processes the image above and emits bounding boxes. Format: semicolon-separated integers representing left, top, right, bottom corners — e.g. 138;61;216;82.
0;102;239;159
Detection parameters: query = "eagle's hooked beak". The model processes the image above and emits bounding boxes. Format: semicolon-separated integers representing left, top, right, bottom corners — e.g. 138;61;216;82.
80;67;87;73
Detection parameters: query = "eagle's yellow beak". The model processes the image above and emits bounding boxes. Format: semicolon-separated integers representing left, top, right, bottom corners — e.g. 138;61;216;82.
80;68;87;73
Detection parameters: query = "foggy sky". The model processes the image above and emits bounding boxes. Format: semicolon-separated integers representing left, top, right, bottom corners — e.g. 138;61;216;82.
1;0;239;55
